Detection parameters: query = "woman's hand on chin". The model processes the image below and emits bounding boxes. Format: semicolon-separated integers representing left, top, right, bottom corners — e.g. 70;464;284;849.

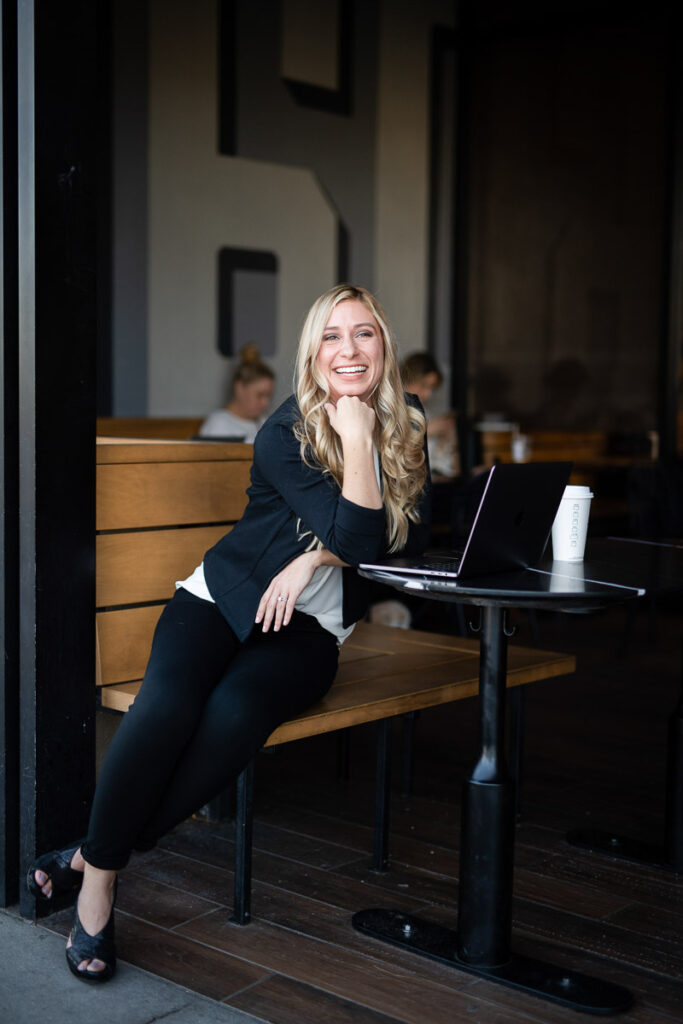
324;395;375;445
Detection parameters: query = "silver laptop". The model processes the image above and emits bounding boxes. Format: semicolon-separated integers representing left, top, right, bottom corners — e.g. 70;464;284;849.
360;462;572;581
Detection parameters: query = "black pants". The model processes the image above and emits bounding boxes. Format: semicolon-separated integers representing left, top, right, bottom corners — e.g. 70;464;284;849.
81;588;339;870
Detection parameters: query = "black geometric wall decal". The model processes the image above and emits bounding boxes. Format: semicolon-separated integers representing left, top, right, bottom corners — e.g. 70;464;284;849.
337;217;350;283
282;0;353;116
218;0;237;154
217;248;279;357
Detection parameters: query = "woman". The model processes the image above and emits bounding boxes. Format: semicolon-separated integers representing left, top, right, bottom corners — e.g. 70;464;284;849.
28;284;431;983
199;343;275;442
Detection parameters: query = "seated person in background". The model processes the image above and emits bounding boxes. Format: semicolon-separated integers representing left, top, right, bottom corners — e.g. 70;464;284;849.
401;352;459;479
199;344;275;442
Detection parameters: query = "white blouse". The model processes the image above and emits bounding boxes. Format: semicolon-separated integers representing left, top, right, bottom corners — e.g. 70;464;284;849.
198;408;265;443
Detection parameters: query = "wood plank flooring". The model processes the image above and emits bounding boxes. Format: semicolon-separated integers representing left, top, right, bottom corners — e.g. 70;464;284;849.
42;598;683;1023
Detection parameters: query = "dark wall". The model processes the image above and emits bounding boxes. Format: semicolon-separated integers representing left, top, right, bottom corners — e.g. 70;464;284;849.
465;3;675;434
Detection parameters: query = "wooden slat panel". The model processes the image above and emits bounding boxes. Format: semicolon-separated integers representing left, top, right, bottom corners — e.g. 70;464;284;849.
97;461;251;529
96;439;253;464
331;649;473;688
334;648;385;668
97;416;204;439
347;622;480;654
97;525;229;606
96;605;163;685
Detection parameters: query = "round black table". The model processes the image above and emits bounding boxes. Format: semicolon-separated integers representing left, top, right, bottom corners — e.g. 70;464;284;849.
352;559;645;1015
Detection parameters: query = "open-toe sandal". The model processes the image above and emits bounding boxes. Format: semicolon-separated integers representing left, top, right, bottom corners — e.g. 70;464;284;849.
26;841;85;904
65;889;117;984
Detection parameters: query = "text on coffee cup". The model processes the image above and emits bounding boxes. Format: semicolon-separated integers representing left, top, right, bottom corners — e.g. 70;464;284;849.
570;502;580;547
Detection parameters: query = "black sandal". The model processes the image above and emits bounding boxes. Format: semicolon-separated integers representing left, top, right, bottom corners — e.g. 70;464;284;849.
65;887;117;984
27;841;85;904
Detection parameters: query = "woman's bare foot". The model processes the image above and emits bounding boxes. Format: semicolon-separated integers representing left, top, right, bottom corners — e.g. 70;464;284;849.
66;865;117;975
33;847;86;899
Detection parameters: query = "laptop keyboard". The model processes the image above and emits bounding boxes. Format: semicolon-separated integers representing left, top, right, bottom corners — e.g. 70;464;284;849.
419;554;463;570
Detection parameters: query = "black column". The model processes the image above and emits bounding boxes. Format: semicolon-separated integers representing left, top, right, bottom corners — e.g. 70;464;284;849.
451;3;473;476
1;0;20;909
658;28;682;463
10;0;100;916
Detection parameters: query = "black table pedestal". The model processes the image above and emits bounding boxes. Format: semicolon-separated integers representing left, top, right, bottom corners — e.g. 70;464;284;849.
353;604;633;1015
457;605;515;964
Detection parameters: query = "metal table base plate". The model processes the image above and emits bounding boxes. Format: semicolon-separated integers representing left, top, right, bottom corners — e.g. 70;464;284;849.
352;909;633;1016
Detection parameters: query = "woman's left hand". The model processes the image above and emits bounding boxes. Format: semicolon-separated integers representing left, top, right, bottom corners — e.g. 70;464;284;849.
255;550;321;632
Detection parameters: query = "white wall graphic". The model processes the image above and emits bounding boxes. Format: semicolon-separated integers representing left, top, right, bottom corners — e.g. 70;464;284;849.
147;0;336;415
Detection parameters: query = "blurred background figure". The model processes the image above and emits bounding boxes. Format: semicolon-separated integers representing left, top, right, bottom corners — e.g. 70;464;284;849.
400;352;443;405
200;344;275;442
401;352;460;479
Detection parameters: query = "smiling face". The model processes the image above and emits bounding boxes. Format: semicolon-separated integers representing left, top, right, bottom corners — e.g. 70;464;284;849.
315;299;385;404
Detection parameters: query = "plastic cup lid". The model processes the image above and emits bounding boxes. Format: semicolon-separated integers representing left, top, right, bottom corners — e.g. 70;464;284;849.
562;485;594;499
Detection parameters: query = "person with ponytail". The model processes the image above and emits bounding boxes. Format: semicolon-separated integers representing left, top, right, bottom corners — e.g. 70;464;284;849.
29;284;431;984
199;343;275;442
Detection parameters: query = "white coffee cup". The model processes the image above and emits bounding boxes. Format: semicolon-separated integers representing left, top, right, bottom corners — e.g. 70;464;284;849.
511;434;531;462
551;485;594;562
549;561;586;592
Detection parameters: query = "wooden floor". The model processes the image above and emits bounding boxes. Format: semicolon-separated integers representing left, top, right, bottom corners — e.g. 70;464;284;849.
42;598;683;1023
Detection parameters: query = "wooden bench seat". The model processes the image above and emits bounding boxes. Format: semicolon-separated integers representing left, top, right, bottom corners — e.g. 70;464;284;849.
96;437;576;923
100;621;573;741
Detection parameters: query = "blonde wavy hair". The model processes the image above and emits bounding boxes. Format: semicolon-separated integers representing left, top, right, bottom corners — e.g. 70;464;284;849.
294;284;427;552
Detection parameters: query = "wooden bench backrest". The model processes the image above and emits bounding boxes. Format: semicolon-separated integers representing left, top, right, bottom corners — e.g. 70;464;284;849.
96;439;252;689
97;416;205;440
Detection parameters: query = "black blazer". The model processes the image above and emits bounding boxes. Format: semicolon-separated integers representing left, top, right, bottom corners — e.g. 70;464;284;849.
204;394;431;641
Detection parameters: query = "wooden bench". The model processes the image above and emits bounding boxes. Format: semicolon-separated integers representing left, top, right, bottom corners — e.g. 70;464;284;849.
96;437;576;923
96;437;253;705
96;416;204;440
479;428;609;477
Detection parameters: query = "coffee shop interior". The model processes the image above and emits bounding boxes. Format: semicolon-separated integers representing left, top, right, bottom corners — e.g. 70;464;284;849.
2;0;683;1020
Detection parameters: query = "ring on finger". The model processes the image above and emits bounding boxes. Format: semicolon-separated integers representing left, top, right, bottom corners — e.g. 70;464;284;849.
277;595;287;603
